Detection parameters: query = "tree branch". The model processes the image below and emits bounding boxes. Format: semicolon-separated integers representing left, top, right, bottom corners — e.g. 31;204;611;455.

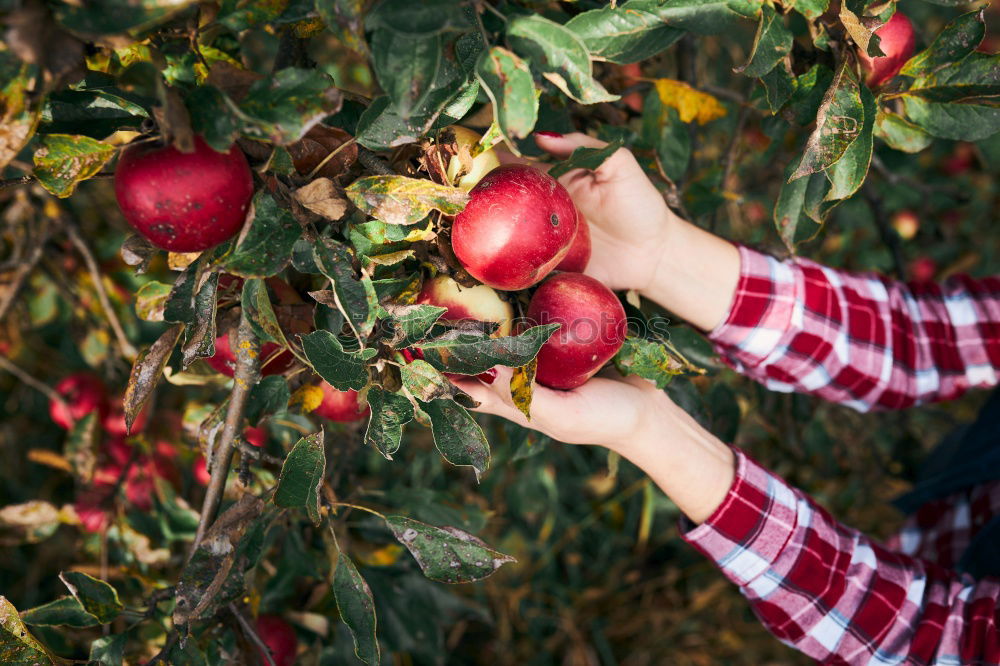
0;354;66;409
191;309;261;553
229;603;277;666
64;222;139;360
357;146;397;175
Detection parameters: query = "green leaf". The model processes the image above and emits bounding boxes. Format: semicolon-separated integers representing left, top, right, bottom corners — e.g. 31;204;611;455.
134;281;172;322
363;387;414;458
901;95;1000;141
476;47;539;144
89;633;127;666
20;597;99;628
647;101;691;181
42;88;148;138
245;375;290;426
274;431;326;525
420;398;489;477
613;338;685;389
774;157;827;249
365;0;471;36
371;28;441;119
65;412;98;485
317;0;367;53
507;15;619;105
239;68;343;145
787;64;834;127
333;554;379;665
788;0;830;20
900;10;985;79
383;304;447;348
185;85;242;153
301;330;375;391
900;51;1000;140
759;60;796;112
346;175;469;225
417;324;559;376
548;140;623;179
163;259;202;326
313;239;379;339
823;83;876;204
400;360;456;403
628;0;751;35
59;571;123;624
385;516;515;583
220;191;302;278
790;63;864;180
564;3;684;64
874;110;932;153
241;279;287;346
737;5;793;78
53;0;198;34
32;134;114;198
0;596;56;664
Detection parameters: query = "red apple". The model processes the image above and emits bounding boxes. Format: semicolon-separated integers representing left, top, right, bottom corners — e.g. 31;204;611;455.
245;425;267;448
74;487;111;533
891;210;919;241
554;217;592;273
102;399;149;436
451;165;579;291
49;373;109;430
909;257;937;282
193;457;211;486
526;273;627;390
619;63;644;113
859;12;916;88
314;382;369;422
415;275;514;336
114;136;254;252
204;331;296;377
941;143;977;176
255;615;298;666
445;126;501;191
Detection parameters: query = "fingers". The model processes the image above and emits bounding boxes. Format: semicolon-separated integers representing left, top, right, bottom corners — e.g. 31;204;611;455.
533;132;606;158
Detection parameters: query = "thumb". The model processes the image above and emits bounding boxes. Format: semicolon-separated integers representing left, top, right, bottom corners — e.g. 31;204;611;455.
533;131;606;158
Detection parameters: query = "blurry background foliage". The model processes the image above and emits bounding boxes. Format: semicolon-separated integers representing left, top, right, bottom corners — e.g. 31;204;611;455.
1;0;999;664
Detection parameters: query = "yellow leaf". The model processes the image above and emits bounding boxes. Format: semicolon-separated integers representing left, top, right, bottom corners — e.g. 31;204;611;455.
653;79;727;125
510;359;536;420
291;384;325;414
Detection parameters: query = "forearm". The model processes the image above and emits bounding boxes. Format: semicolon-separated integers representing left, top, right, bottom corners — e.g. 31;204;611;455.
640;214;742;333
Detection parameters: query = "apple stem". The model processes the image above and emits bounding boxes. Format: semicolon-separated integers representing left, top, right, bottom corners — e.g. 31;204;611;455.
229;602;277;666
65;222;139;360
190;310;261;556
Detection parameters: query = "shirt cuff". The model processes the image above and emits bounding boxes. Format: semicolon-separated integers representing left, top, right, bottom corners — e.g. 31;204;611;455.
707;245;799;369
680;449;799;587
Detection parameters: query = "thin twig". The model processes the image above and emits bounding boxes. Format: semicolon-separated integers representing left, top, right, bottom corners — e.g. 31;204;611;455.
64;222;139;360
0;224;54;323
357;146;397;176
229;603;277;666
191;310;261;554
0;355;67;408
306;138;357;180
712;102;750;233
863;182;906;279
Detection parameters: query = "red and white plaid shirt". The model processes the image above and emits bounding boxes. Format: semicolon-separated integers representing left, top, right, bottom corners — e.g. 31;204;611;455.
682;246;1000;664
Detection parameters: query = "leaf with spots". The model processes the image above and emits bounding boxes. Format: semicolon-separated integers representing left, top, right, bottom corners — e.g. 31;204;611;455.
790;63;864;181
313;239;379;338
613;337;687;389
476;47;539;145
239;68;343;145
134;281;172;322
0;51;42;171
221;191;302;278
0;596;59;665
333;553;379;665
20;597;99;628
274;431;326;525
241;278;287;346
89;634;127;665
548;140;623;179
124;324;182;435
301;331;376;391
737;5;793;79
386;516;515;584
58;571;122;624
416;324;559;375
180;271;218;368
510;359;536;420
383;303;446;347
346;175;469;225
364;387;414;458
400;359;460;403
420;398;490;478
64;412;98;485
32;134;114;198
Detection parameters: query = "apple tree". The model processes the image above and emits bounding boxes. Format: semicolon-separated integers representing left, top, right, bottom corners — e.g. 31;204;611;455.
1;0;998;663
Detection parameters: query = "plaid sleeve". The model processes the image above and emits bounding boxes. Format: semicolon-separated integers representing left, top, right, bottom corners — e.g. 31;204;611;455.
708;246;1000;411
682;450;1000;664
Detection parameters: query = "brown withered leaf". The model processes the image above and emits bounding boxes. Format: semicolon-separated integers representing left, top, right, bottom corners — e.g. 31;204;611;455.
206;61;262;103
294;178;349;221
307;289;340;309
287;124;357;179
153;88;194;153
120;234;156;274
4;0;86;90
124;324;182;434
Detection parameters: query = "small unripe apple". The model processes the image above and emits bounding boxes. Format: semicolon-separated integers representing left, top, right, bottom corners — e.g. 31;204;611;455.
891;210;919;240
445;126;500;191
314;382;369;422
527;273;627;390
204;331;295;377
114;136;254;252
555;217;592;273
909;257;937;282
859;12;916;88
50;373;109;430
451;165;579;291
415;275;514;337
256;615;298;666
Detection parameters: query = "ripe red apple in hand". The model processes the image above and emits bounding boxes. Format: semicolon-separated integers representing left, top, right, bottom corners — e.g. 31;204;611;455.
555;217;592;273
314;382;369;422
255;615;298;666
527;273;627;390
416;275;514;336
859;12;916;88
49;373;109;430
204;331;295;377
114;136;254;252
445;126;500;191
451;165;579;290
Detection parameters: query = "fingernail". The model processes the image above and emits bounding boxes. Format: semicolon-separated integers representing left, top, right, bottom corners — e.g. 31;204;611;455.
477;368;498;385
534;131;563;139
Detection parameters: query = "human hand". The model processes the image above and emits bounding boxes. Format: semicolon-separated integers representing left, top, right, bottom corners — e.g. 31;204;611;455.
453;369;736;524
